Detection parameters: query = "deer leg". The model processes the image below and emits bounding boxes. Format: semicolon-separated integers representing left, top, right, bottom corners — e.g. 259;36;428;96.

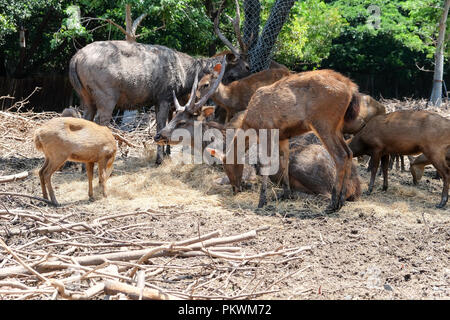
400;156;405;172
85;162;94;201
97;159;108;198
43;157;67;206
426;151;449;208
368;152;381;194
155;101;170;165
315;129;351;213
38;158;49;200
381;155;389;191
279;139;291;200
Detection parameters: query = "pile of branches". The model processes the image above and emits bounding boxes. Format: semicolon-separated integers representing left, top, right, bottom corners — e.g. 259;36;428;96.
0;206;311;300
380;97;450;118
0;97;157;164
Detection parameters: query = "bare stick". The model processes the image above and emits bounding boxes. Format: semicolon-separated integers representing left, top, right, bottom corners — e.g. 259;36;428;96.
104;280;183;300
0;171;28;183
0;192;55;206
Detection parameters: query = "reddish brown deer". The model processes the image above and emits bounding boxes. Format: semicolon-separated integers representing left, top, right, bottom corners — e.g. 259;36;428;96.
182;69;360;212
34;117;117;206
195;67;290;122
348;110;450;208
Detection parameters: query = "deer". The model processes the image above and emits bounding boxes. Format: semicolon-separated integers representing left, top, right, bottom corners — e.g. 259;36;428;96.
195;66;290;122
410;150;450;185
34;117;117;206
167;68;360;212
156;100;361;201
347;110;450;208
343;94;385;134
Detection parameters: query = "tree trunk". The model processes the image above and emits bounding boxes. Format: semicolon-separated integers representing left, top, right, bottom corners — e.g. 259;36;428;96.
248;0;296;73
430;0;450;106
125;4;134;42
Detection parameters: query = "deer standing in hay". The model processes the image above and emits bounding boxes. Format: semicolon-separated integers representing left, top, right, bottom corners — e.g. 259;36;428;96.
348;110;450;208
34;117;117;206
168;68;360;213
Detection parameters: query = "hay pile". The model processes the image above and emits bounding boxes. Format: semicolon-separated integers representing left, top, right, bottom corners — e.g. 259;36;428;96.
0;97;449;300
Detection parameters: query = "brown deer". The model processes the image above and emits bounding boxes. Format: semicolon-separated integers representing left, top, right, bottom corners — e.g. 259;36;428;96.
34;117;117;206
410;150;450;184
348;110;450;208
170;69;360;212
343;94;385;134
195;67;290;122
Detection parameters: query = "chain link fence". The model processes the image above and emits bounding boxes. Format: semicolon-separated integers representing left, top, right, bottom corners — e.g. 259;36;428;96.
244;0;296;73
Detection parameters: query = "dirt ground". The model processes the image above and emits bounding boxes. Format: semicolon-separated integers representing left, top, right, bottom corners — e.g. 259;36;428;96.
0;101;449;300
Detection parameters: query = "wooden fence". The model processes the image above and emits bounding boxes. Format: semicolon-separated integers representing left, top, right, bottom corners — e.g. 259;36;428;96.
0;75;74;112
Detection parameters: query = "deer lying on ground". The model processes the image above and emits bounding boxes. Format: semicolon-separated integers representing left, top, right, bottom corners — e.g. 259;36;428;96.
348;110;450;208
34;117;117;206
195;63;290;122
410;150;450;185
166;68;360;212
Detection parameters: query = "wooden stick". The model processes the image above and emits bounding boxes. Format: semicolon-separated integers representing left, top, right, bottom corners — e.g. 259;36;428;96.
104;280;183;300
0;192;55;205
0;171;28;183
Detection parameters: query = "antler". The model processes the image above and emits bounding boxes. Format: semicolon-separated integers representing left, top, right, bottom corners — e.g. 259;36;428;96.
172;69;199;112
224;0;250;55
214;0;241;58
172;56;227;114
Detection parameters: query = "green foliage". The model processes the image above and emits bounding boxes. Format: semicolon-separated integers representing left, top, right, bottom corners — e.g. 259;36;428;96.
263;0;346;67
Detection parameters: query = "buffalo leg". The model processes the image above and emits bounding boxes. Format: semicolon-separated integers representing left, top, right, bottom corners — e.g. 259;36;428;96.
155;101;170;165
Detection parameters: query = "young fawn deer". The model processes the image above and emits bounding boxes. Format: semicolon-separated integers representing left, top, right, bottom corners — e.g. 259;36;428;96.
348;110;450;208
34;117;117;206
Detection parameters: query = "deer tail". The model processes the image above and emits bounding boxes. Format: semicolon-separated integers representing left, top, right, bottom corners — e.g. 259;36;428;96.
344;92;360;123
34;131;43;151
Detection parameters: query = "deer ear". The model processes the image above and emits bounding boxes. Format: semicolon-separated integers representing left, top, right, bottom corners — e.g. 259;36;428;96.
213;63;222;76
225;52;237;63
201;106;215;118
206;147;225;162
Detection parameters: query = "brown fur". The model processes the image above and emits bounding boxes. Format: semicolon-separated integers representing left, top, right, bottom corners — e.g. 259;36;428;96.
271;134;361;201
218;69;360;212
34;117;117;206
343;94;386;134
348;110;450;208
410;150;450;184
197;68;291;122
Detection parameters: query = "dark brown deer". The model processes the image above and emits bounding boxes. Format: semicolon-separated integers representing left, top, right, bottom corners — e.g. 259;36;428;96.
34;117;117;206
190;69;360;213
348;110;450;208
